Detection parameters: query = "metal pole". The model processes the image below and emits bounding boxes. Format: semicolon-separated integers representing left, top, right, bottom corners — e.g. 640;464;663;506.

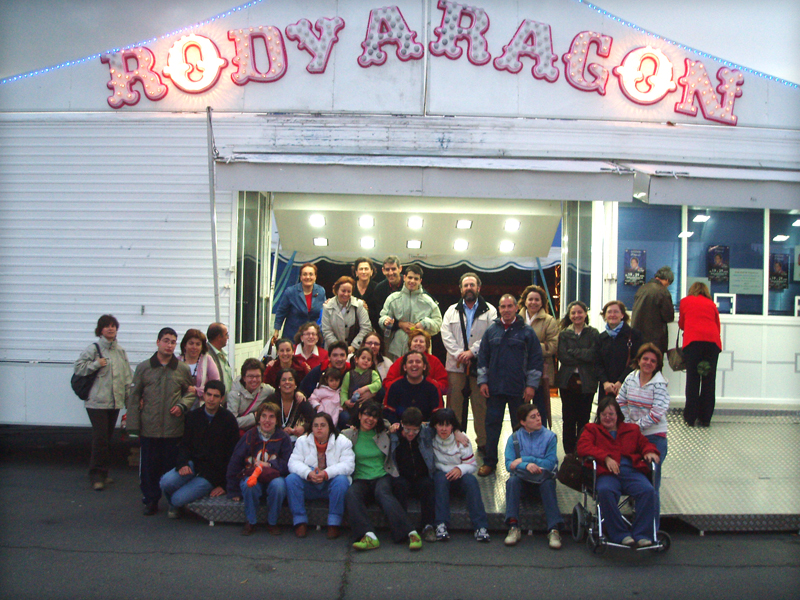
206;106;221;322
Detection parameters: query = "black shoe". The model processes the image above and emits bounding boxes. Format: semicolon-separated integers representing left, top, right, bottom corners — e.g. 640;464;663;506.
683;419;695;427
698;421;710;428
143;502;158;516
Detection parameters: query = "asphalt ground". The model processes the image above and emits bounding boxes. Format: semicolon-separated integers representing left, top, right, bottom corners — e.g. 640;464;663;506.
1;426;798;600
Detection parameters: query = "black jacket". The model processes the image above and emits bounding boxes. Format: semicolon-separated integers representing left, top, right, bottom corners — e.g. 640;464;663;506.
176;406;239;488
595;323;643;388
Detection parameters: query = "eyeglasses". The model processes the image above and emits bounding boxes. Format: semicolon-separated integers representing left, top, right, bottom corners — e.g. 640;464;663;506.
402;427;420;435
303;331;318;337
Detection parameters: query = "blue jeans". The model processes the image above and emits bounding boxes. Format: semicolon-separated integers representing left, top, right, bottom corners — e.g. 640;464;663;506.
595;464;656;544
239;477;286;525
159;461;213;507
646;434;668;528
485;394;523;468
433;470;488;530
505;473;564;532
286;473;349;526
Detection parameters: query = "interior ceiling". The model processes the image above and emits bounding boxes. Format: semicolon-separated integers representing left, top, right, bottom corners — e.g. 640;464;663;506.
273;193;562;261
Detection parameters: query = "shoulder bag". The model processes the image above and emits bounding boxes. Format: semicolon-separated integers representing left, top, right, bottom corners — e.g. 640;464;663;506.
71;343;103;400
667;330;687;372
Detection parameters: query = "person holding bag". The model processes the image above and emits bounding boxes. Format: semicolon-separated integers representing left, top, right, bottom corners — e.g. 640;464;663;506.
74;315;132;491
679;282;722;427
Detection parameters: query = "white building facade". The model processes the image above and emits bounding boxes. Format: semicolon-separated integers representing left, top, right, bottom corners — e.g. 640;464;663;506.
1;0;798;426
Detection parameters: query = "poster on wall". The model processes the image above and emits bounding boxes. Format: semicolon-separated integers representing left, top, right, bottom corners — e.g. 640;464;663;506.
707;245;730;282
769;253;789;290
624;249;646;286
795;247;800;282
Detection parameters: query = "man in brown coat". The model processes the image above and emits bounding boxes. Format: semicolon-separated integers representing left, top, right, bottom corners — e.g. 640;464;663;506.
631;266;675;353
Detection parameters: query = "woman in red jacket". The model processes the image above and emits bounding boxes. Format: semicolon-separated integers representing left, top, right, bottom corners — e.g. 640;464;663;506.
577;396;660;547
678;282;722;427
382;329;448;396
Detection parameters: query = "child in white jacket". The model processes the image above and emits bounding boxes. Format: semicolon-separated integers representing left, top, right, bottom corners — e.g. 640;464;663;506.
309;367;344;425
430;408;490;543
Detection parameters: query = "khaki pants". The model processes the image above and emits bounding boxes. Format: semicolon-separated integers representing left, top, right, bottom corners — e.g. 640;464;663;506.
446;371;486;446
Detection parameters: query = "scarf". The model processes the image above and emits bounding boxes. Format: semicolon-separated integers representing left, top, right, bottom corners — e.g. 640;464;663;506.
605;322;624;338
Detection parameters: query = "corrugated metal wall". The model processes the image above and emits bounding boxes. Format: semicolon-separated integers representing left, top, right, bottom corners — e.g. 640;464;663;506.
0;113;234;367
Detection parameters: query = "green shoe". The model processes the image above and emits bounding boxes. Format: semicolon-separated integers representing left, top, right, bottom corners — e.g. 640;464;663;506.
353;535;380;551
409;532;422;551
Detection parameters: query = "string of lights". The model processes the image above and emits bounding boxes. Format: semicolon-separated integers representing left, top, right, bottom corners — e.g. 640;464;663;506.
0;0;265;86
0;0;796;89
576;0;798;88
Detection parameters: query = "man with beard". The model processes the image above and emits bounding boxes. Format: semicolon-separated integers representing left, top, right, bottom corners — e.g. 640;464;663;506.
440;273;497;455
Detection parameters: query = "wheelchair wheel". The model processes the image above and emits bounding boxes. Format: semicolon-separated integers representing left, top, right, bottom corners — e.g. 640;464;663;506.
587;530;606;555
571;505;587;542
654;530;671;553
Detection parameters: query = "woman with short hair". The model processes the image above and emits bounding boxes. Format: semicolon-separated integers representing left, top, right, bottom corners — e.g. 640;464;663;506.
272;262;326;345
293;322;329;376
74;314;133;490
595;300;642;399
227;358;274;432
321;275;371;353
352;257;380;331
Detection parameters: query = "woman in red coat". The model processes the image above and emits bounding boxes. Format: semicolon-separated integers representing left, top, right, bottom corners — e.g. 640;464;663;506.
678;282;722;427
382;329;448;396
577;396;660;547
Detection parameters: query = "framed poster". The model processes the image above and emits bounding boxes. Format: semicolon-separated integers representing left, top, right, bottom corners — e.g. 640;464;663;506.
624;249;646;286
707;245;730;283
769;253;789;290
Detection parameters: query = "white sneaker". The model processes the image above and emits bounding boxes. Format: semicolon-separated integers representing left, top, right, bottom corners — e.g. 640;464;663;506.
435;523;450;542
548;529;562;550
504;526;522;546
474;528;491;543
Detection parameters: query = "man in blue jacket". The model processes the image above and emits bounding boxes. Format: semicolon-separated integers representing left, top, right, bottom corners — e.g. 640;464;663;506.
477;294;543;476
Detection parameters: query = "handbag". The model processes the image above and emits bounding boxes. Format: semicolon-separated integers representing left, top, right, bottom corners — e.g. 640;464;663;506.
667;330;687;372
556;453;585;492
71;343;103;400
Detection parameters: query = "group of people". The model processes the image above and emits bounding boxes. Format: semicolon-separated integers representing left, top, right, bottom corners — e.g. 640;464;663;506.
73;257;722;551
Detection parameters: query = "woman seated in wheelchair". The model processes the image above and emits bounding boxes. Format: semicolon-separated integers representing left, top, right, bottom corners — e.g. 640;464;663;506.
576;396;660;547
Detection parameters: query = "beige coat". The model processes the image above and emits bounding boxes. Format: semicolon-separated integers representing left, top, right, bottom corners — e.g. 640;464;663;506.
519;308;559;383
74;338;132;410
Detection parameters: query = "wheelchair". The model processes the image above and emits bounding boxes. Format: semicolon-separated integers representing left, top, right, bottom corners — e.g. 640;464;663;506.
571;456;671;554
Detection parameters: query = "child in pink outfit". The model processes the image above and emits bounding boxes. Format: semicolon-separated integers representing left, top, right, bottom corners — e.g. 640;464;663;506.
309;367;343;425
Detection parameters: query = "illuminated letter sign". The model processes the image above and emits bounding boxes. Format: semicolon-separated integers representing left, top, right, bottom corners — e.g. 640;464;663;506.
357;6;424;67
613;46;677;105
674;59;744;126
429;0;491;66
563;31;613;95
100;47;168;109
162;34;228;93
493;19;559;82
228;26;288;85
285;17;346;74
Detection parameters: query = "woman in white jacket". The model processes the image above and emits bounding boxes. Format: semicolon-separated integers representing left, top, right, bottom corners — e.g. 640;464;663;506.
286;412;355;539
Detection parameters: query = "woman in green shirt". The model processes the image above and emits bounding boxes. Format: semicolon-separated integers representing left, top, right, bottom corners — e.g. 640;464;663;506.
342;401;421;551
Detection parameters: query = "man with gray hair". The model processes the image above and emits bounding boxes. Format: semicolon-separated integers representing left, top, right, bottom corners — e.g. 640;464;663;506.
631;266;675;353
